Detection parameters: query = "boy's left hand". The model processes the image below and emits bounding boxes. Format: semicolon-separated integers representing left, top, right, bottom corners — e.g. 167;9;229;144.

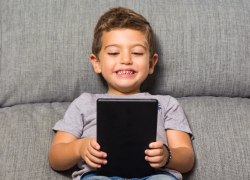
145;141;169;168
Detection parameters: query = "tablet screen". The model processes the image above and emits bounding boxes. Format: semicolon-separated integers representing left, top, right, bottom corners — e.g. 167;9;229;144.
97;99;158;178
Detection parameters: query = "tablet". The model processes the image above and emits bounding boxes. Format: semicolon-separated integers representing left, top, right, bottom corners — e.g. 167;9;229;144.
96;98;158;178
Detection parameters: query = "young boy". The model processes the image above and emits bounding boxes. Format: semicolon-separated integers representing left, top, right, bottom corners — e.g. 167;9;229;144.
49;7;194;180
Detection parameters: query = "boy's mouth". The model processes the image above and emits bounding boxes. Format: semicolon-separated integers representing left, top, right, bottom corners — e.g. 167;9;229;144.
115;70;137;78
116;70;135;75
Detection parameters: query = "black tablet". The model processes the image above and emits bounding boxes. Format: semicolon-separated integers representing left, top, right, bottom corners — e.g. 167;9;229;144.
96;98;158;178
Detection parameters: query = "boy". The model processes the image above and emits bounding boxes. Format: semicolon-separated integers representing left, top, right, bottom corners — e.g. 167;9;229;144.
49;7;194;180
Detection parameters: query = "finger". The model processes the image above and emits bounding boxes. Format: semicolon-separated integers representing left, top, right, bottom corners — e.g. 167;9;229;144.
90;138;100;150
89;138;107;158
149;141;163;149
88;144;107;158
145;148;163;157
86;150;107;165
84;155;103;168
145;155;164;164
149;162;163;168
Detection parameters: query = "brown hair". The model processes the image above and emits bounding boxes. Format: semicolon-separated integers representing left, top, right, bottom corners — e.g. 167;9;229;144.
92;6;155;59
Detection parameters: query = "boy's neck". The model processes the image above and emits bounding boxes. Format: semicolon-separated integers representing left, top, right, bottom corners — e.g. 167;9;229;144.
107;88;141;95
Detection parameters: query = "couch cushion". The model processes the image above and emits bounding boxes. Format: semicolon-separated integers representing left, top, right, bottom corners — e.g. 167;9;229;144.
0;103;75;179
1;0;250;107
179;97;250;180
1;97;250;179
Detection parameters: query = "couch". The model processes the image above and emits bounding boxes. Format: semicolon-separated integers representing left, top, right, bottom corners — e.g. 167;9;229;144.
1;0;250;179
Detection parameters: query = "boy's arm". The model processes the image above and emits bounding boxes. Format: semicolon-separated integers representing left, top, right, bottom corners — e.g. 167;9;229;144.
145;129;194;173
49;131;107;171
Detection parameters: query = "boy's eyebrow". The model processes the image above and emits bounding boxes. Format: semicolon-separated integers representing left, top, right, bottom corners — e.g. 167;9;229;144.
104;44;148;50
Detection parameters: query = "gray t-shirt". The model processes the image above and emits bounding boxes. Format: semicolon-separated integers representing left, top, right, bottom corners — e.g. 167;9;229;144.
53;92;193;180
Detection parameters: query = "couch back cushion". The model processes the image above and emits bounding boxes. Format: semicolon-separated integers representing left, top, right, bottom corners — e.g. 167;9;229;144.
1;0;250;107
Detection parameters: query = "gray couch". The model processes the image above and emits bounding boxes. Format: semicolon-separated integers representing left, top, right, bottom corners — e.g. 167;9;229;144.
1;0;250;179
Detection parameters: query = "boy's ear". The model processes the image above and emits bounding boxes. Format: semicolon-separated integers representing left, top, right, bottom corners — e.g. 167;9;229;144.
148;53;158;74
90;54;102;73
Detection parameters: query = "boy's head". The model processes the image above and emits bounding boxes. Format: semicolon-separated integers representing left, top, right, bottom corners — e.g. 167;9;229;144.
90;7;158;95
92;6;155;60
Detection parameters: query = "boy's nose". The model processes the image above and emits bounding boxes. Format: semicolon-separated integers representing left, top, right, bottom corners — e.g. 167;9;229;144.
120;53;133;65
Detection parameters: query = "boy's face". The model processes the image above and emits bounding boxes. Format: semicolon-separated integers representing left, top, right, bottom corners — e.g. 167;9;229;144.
90;29;158;95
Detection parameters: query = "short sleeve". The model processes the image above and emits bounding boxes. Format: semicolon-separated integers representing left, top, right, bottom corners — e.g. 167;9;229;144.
164;97;194;140
53;101;83;139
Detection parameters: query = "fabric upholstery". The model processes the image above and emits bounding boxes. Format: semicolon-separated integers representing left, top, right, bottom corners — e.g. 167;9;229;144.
179;97;250;179
0;103;77;179
1;0;250;107
1;98;250;179
1;0;250;180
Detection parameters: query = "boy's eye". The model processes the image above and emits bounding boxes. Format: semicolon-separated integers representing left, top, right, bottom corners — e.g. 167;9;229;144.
132;53;144;55
108;53;119;56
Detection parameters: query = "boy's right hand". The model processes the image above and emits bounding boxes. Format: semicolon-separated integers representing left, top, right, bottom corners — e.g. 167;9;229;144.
79;138;107;168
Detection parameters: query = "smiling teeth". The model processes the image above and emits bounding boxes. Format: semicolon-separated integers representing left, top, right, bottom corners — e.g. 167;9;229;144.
117;71;134;74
